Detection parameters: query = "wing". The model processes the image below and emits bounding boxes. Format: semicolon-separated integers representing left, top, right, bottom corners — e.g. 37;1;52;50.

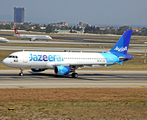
45;62;116;70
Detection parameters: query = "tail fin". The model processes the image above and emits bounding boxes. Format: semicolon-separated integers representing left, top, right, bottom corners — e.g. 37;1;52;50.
109;30;132;54
14;28;20;35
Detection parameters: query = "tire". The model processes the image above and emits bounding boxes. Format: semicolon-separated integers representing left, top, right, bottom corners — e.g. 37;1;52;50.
19;73;23;76
72;73;78;78
74;73;78;78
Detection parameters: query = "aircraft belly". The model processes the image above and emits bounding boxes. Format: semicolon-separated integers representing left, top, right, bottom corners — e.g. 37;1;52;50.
30;61;46;68
45;63;55;69
82;65;103;69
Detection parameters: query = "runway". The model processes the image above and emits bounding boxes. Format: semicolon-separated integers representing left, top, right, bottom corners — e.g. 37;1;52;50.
7;40;147;46
8;40;115;45
0;70;147;88
0;46;146;53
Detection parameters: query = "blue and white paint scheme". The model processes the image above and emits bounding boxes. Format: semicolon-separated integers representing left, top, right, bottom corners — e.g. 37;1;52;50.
2;30;133;78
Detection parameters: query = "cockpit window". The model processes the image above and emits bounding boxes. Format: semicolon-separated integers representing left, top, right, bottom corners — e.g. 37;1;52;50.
8;56;18;58
8;56;12;58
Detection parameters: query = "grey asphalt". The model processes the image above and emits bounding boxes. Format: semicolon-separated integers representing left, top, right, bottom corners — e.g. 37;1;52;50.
8;40;115;45
0;46;146;53
7;40;147;46
0;70;147;88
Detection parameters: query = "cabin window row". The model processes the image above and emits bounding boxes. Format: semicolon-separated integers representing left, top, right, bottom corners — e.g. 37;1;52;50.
30;57;106;60
62;57;106;60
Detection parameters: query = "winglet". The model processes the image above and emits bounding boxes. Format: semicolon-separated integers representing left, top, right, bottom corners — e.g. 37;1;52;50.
14;28;20;35
109;30;132;54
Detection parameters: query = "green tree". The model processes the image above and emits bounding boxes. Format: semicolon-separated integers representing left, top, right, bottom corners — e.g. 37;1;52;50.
70;28;73;33
117;26;130;35
20;25;26;30
140;27;147;36
35;26;40;30
84;24;91;33
46;24;53;33
0;25;4;29
5;24;11;29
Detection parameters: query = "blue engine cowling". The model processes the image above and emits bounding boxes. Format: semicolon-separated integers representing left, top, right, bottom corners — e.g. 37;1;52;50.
54;66;70;75
31;68;46;72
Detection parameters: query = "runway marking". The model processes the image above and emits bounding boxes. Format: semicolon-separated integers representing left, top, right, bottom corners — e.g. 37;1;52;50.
126;84;146;88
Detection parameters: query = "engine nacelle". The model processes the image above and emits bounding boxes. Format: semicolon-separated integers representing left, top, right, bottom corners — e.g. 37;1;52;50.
54;66;70;75
31;68;46;72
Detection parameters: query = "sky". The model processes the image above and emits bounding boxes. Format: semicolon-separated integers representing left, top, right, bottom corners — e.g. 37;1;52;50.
0;0;147;27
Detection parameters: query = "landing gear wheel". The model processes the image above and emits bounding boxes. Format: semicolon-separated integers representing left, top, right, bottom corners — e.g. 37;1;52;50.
19;73;23;76
72;73;78;78
19;68;24;76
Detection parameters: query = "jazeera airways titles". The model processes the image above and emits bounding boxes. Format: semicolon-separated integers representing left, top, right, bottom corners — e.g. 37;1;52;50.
29;54;63;62
114;46;127;52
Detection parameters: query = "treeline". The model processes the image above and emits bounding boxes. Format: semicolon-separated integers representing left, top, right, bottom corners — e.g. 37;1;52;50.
43;25;147;36
84;25;147;36
0;23;147;36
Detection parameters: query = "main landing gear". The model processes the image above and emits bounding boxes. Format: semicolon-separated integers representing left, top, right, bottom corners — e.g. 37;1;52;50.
71;67;78;78
19;68;24;76
71;73;78;78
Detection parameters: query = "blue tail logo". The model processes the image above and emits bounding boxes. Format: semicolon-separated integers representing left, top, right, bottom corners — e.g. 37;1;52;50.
109;30;132;54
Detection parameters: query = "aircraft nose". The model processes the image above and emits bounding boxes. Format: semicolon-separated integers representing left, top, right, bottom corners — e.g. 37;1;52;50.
5;39;9;42
2;58;8;66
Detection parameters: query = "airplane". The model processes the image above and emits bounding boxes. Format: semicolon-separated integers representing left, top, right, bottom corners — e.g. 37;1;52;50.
2;30;133;78
14;28;52;41
0;37;9;43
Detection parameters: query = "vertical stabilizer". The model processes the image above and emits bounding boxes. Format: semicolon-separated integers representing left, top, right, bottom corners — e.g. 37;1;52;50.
14;28;20;35
109;30;132;54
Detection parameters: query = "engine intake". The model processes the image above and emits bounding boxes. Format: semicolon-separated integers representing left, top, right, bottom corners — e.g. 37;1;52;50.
54;66;70;75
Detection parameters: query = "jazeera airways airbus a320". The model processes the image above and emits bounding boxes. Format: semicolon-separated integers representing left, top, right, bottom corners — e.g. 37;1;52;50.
14;28;52;41
2;30;133;78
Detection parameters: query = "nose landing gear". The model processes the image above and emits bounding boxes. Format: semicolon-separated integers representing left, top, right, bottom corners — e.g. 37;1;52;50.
19;68;24;76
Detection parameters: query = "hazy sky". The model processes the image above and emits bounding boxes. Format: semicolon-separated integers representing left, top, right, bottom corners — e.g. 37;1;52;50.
0;0;146;27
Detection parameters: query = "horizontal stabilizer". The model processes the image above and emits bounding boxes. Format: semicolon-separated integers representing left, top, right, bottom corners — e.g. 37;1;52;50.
119;57;131;61
119;55;134;61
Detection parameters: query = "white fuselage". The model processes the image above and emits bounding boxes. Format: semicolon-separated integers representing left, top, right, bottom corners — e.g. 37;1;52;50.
0;37;9;43
14;34;52;40
3;51;116;69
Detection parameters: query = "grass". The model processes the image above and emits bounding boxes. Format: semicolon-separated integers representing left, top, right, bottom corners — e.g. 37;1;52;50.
1;88;147;102
0;50;18;69
0;88;147;119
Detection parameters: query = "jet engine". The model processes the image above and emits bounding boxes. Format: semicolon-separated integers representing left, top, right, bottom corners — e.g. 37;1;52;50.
54;66;70;75
30;38;36;41
31;68;46;72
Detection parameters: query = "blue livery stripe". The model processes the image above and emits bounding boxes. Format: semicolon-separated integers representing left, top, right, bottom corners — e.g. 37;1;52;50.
100;52;119;64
